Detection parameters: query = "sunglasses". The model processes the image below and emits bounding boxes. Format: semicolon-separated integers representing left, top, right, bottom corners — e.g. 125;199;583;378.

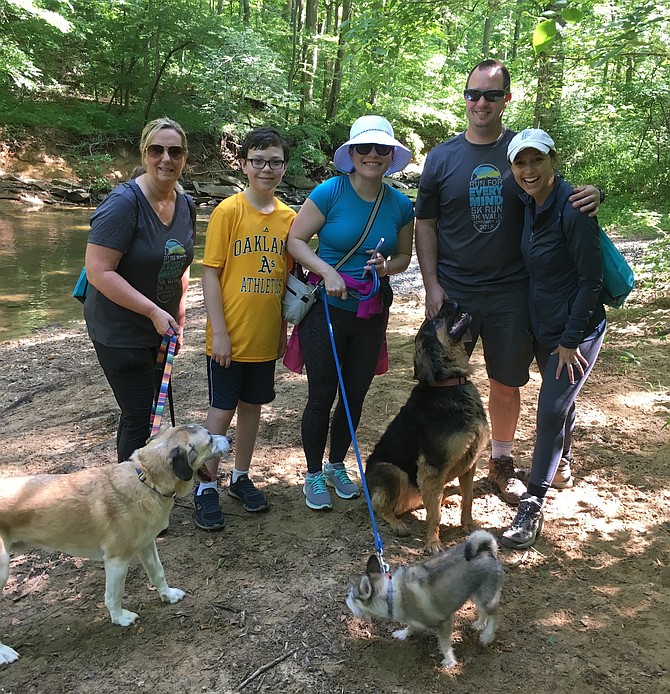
145;144;187;160
353;143;394;156
245;158;286;170
463;89;507;103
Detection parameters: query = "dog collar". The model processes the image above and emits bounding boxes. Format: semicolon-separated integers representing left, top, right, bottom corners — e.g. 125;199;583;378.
432;376;468;387
136;467;176;499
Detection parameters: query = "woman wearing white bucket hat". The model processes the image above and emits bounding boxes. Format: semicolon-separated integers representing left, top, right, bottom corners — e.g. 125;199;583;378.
286;115;415;511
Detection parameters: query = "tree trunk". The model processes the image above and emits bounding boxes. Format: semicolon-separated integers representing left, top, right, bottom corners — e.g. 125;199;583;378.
533;38;565;131
326;0;351;120
299;0;318;123
143;41;194;122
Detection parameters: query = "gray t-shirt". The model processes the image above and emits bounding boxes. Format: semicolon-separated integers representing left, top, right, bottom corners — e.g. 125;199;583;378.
415;129;528;293
84;180;195;347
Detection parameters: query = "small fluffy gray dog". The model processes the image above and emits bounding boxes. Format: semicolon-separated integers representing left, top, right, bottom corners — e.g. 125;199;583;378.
346;530;504;669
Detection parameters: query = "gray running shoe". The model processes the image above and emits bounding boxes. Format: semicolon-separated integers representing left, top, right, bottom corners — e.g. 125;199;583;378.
303;471;332;510
501;493;544;549
324;461;360;499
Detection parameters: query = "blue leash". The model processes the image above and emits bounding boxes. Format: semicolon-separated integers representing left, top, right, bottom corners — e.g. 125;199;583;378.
320;274;389;574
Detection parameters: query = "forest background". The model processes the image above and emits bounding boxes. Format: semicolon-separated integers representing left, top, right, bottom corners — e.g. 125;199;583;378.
1;0;669;280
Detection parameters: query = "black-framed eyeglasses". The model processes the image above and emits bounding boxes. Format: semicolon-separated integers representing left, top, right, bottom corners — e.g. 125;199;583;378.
245;158;286;170
463;89;507;103
353;143;394;156
145;144;187;160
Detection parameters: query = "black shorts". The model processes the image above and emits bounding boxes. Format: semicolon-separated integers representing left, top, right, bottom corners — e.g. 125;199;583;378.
206;357;276;410
445;286;533;388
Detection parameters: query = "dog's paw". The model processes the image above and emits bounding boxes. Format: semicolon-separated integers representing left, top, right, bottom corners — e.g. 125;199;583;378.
0;643;20;665
392;627;411;641
160;587;186;604
111;609;139;627
440;651;458;670
388;520;411;536
424;540;444;555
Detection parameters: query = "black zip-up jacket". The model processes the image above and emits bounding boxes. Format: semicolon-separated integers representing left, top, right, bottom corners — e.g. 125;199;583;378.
520;175;606;349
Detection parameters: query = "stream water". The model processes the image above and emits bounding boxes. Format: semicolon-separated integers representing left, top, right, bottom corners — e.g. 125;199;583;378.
0;202;206;342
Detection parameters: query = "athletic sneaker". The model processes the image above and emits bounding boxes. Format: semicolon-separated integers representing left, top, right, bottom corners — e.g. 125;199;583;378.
194;487;225;530
517;457;574;489
303;471;332;510
228;473;269;512
324;461;360;499
501;493;544;549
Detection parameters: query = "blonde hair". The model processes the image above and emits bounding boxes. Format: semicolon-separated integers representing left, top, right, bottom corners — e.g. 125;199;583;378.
139;117;188;192
139;117;188;153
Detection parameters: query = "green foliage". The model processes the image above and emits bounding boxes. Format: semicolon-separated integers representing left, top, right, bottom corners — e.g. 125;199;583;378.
284;123;331;176
72;154;114;191
0;0;668;201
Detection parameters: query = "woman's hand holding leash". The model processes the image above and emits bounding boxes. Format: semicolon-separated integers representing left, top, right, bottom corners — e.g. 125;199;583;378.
364;237;387;277
149;305;180;342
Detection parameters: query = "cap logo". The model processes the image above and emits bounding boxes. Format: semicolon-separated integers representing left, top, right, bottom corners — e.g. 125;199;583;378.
521;130;532;140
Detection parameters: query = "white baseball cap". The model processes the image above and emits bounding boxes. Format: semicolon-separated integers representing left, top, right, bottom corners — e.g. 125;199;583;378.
507;128;556;163
333;115;412;175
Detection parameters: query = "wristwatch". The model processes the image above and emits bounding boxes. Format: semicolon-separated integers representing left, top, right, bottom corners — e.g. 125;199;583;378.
599;188;606;204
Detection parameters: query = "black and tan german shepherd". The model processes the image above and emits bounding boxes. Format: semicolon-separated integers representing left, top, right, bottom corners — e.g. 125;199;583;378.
365;300;488;553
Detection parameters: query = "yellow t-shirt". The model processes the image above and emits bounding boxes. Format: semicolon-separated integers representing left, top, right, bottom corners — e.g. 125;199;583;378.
203;192;296;361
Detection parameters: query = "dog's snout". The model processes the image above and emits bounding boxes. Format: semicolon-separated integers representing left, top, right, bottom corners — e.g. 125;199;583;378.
211;435;230;457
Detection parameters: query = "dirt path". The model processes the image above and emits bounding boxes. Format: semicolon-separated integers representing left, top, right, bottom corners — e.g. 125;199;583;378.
1;270;669;693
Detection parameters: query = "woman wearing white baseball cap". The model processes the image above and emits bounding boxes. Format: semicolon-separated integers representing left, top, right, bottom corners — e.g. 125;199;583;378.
286;115;414;512
501;128;607;549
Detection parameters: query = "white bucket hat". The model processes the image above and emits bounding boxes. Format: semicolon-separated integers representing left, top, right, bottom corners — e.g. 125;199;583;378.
507;128;556;163
333;115;412;175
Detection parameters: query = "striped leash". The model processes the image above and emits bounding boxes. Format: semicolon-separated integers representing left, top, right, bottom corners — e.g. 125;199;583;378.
150;328;177;436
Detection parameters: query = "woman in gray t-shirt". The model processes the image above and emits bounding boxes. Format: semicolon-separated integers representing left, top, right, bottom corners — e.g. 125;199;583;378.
84;117;195;461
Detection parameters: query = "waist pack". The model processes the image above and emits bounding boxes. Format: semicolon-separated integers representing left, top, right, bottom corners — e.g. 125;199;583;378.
598;227;635;308
282;268;318;324
557;191;634;309
73;267;90;303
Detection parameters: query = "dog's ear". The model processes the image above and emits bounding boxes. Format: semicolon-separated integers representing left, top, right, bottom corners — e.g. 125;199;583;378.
358;575;373;600
414;343;435;385
366;554;382;575
169;446;194;481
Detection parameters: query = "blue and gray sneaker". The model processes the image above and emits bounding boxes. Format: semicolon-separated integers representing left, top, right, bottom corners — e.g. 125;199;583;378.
303;471;332;510
228;473;269;512
194;487;225;531
501;493;544;549
324;461;360;499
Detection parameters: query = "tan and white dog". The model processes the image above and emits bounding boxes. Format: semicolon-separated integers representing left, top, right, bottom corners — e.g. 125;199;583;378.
0;424;229;665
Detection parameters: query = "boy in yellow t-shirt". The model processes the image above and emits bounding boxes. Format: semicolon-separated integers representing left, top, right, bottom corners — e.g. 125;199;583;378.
194;127;296;530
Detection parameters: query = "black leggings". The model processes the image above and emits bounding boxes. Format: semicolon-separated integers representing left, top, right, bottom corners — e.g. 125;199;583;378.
299;298;386;474
93;341;161;462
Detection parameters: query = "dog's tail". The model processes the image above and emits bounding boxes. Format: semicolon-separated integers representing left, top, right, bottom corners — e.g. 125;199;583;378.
464;530;498;560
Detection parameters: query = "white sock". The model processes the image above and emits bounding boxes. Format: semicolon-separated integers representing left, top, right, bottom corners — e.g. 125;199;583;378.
491;440;513;460
231;469;248;483
196;480;218;495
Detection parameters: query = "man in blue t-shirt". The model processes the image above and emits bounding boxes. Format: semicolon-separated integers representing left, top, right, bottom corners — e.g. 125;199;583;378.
415;59;601;506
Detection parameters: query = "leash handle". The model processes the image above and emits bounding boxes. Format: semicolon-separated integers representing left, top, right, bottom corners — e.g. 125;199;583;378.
321;291;386;559
150;328;177;436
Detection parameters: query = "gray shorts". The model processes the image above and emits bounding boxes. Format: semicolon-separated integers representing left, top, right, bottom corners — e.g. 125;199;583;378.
445;286;533;388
